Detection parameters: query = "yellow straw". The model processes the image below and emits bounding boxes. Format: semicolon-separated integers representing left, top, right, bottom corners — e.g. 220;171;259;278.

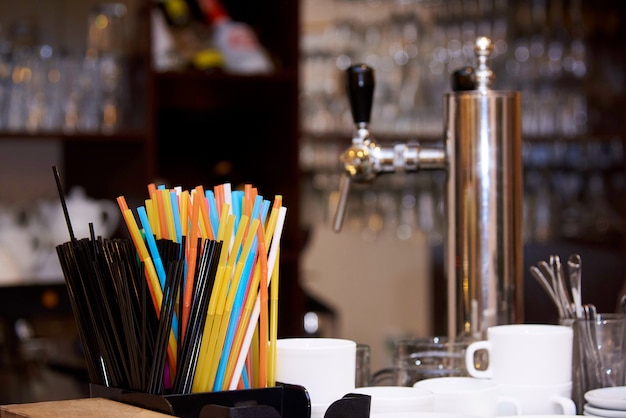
162;188;177;243
206;264;233;389
228;205;286;390
223;213;269;387
249;326;260;388
146;199;160;240
195;214;249;391
222;263;261;388
192;209;233;392
212;218;259;390
180;190;190;238
263;196;282;249
268;246;280;386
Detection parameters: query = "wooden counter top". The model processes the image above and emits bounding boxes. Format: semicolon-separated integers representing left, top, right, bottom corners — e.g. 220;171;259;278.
1;398;173;418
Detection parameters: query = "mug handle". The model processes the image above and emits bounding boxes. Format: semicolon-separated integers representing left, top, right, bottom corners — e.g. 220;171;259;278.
496;395;522;416
551;395;577;415
464;340;492;378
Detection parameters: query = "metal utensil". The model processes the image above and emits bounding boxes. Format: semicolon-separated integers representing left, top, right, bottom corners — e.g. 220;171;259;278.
551;255;574;318
539;259;572;318
530;265;564;318
567;254;583;319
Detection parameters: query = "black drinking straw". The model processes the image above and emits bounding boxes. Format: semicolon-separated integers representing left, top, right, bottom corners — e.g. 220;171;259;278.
92;254;130;386
52;166;76;242
58;232;165;391
140;263;148;392
148;259;184;394
102;239;146;390
56;242;102;383
58;239;115;386
174;239;222;394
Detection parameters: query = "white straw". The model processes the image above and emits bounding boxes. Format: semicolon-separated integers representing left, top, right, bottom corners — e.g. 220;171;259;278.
228;205;287;389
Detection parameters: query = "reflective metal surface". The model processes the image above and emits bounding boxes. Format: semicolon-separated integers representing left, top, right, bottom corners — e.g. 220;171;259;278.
444;89;523;339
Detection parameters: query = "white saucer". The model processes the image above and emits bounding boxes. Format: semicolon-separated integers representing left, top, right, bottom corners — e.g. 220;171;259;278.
585;387;626;411
585;403;626;418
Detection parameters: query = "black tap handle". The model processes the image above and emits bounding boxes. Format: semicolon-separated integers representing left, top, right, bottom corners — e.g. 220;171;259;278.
452;66;476;91
346;64;375;125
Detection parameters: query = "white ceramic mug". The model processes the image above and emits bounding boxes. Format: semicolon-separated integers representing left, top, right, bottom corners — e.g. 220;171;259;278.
497;381;576;416
414;376;521;417
311;403;330;418
275;338;356;404
464;324;573;385
351;386;434;415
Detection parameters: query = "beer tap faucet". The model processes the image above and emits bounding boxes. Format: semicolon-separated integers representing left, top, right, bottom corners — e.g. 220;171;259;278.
333;37;524;341
333;64;446;232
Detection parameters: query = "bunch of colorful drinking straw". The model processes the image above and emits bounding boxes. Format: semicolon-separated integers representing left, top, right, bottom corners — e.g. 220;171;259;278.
56;179;286;395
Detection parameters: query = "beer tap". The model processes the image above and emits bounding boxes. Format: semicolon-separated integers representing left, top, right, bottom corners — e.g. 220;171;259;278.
333;37;524;341
333;64;446;232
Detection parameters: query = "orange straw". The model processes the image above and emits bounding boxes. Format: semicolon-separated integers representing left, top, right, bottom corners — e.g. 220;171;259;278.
257;221;269;387
196;186;214;241
116;195;178;374
214;184;224;219
155;187;169;240
181;194;202;343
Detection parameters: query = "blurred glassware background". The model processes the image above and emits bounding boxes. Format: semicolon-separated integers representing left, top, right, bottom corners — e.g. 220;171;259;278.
299;0;625;247
0;2;131;134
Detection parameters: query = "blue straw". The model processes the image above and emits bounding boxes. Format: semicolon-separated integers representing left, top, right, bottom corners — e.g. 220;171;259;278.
213;237;258;391
231;190;243;236
261;199;270;226
138;207;166;289
137;206;179;341
241;363;250;389
205;190;220;239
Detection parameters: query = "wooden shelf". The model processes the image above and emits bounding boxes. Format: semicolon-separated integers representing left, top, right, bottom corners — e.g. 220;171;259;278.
155;70;297;112
0;130;148;142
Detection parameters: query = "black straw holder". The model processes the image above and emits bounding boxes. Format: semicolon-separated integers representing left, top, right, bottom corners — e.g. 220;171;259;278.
90;383;371;418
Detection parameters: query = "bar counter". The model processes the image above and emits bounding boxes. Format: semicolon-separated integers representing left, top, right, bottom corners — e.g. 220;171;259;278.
1;398;173;418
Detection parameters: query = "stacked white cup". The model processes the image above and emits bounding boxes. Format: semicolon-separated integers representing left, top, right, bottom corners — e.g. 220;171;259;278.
275;338;357;418
464;324;577;415
413;376;522;417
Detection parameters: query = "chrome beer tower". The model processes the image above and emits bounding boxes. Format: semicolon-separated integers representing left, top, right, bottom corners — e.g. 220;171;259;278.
333;37;524;340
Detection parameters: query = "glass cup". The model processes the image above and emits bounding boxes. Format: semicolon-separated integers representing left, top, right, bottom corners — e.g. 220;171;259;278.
356;343;371;388
371;336;469;387
563;313;626;413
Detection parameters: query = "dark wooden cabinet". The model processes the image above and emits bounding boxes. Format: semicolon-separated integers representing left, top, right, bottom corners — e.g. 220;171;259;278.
152;1;305;336
0;0;305;336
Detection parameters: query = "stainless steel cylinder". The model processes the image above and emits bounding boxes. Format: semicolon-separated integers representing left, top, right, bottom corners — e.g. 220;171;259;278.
444;89;523;340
